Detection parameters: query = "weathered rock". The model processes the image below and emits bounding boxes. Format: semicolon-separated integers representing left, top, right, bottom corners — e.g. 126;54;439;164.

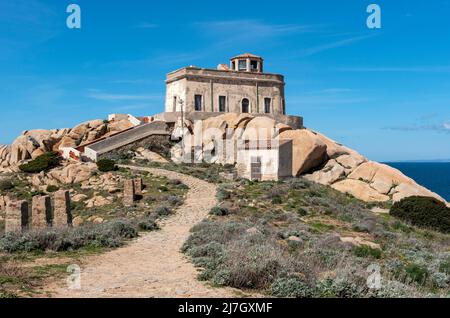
53;190;72;227
313;131;358;158
48;163;96;184
278;129;328;176
339;236;380;250
304;159;345;185
93;217;104;224
31;148;45;159
390;183;446;203
108;119;134;133
241;116;278;140
5;201;29;233
331;179;390;202
72;194;88;202
72;216;84;227
58;136;77;149
335;153;366;171
85;196;113;208
348;162;415;195
31;196;52;229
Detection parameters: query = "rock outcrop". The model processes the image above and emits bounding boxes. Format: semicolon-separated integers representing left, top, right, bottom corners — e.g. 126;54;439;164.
1;113;447;207
172;113;447;205
0;118;135;172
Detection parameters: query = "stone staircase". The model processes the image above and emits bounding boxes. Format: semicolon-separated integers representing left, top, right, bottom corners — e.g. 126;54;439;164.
85;121;169;160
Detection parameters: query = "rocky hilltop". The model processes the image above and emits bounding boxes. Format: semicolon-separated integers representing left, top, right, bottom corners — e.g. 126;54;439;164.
0;118;134;172
0;113;447;207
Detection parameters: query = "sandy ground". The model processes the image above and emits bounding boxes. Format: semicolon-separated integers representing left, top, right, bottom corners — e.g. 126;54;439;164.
42;166;240;298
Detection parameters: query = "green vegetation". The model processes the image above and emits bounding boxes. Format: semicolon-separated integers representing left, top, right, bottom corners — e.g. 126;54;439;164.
46;185;59;193
390;196;450;233
0;219;144;253
96;159;118;172
183;177;450;298
129;160;236;183
0;179;14;191
0;167;189;296
353;245;382;259
19;151;60;173
209;206;229;216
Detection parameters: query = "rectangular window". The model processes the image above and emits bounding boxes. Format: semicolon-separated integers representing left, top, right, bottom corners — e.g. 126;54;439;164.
173;96;177;111
219;96;226;112
238;60;247;71
264;98;271;113
250;60;258;71
194;95;202;111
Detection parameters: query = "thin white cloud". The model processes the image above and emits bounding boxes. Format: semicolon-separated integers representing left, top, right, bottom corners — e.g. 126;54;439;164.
385;122;450;133
195;19;318;37
297;34;378;57
335;66;450;72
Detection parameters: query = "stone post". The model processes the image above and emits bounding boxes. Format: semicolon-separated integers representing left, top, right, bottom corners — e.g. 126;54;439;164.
134;178;143;196
31;195;51;229
5;201;28;233
53;190;72;227
123;179;135;206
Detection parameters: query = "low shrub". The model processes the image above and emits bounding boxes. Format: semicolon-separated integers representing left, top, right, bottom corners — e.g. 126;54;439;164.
271;196;283;204
216;189;231;201
0;219;139;253
390;196;450;233
19;152;60;173
167;196;182;206
209;206;229;216
154;206;171;216
96;159;117;172
405;263;429;284
439;258;450;275
270;276;314;298
0;179;14;191
158;185;169;192
138;218;159;231
46;185;59;193
353;245;382;259
315;277;366;298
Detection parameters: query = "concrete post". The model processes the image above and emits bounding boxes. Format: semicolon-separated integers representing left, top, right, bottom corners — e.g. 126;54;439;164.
53;190;72;227
134;178;143;196
5;201;28;233
123;179;135;206
31;196;51;229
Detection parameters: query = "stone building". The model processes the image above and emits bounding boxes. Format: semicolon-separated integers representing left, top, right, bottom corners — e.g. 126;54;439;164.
165;54;286;116
236;139;293;181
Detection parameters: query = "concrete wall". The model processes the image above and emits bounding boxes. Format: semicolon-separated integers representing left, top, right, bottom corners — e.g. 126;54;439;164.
165;78;187;112
237;148;280;181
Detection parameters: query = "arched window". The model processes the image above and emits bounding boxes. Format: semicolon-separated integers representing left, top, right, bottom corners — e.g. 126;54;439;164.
242;98;249;113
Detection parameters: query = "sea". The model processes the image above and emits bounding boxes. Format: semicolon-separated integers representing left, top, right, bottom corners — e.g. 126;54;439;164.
384;162;450;202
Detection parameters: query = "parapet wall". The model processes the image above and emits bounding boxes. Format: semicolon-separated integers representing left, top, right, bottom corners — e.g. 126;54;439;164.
153;112;303;130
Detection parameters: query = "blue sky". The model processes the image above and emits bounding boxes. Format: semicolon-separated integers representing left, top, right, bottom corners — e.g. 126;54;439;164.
0;0;449;161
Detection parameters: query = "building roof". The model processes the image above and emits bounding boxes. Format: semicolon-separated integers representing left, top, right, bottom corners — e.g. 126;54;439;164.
239;139;292;150
230;53;263;60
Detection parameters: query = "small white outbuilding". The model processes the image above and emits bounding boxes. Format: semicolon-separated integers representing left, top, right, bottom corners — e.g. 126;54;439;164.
236;139;293;181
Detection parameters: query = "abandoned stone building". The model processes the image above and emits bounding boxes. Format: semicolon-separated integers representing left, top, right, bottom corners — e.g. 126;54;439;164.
165;53;286;115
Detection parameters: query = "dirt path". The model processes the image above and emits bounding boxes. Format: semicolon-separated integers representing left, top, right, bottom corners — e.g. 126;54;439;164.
44;166;238;298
